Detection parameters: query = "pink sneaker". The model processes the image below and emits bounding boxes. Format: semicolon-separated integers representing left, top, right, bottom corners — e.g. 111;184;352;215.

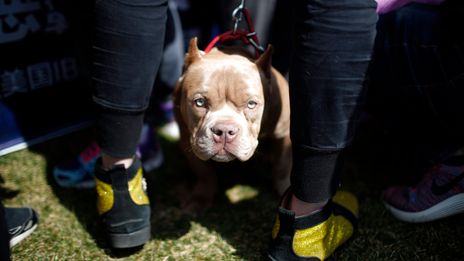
53;125;164;188
383;156;464;223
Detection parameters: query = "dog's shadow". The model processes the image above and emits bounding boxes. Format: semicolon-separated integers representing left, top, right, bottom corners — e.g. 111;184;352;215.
147;139;280;260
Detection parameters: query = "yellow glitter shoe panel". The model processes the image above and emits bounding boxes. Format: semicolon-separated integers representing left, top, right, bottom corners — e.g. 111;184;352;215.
95;178;114;215
128;168;150;205
332;191;359;217
292;191;358;260
292;214;354;260
271;215;280;240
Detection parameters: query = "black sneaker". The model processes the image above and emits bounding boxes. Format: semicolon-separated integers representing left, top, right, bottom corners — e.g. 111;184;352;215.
95;158;151;248
5;207;39;248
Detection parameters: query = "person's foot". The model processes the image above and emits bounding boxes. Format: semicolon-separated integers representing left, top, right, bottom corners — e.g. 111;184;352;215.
53;125;164;188
5;207;39;248
267;190;358;260
383;156;464;223
95;158;151;248
53;141;100;188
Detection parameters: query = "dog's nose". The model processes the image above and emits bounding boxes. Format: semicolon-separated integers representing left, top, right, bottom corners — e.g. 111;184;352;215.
211;123;239;143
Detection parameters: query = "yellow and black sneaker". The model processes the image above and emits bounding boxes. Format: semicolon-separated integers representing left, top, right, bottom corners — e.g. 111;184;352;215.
267;191;358;260
95;158;151;248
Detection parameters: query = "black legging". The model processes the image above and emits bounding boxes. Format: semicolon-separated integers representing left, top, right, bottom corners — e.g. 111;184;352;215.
289;0;378;202
0;202;10;261
92;0;168;158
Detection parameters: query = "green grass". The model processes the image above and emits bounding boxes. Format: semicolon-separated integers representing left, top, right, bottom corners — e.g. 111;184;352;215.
1;128;464;260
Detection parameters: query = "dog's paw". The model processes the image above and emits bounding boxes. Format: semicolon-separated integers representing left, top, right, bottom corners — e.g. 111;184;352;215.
175;181;216;213
180;195;214;213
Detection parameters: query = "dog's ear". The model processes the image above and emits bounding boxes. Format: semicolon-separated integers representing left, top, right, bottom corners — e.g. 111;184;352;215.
255;45;273;79
184;37;202;69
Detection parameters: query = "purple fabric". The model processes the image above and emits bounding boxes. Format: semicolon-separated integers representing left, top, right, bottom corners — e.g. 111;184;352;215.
376;0;444;14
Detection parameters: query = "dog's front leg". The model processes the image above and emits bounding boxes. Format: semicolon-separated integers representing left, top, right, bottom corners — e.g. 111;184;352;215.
180;152;217;212
271;136;292;196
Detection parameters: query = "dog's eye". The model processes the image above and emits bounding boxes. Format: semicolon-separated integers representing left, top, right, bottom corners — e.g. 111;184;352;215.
194;98;206;107
247;100;258;109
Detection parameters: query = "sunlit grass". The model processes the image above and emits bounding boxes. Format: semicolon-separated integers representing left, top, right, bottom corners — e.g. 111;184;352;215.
225;185;259;204
1;129;464;260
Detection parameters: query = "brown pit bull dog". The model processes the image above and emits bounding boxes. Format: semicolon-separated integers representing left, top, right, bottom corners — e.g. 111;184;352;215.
173;37;291;209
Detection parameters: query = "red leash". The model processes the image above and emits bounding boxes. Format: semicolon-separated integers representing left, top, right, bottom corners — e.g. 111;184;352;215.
204;2;264;59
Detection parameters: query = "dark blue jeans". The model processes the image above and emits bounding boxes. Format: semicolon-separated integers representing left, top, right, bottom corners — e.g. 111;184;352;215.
92;0;168;158
289;0;378;202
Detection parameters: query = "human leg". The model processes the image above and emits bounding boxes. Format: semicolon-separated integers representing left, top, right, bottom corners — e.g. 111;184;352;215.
267;0;377;259
53;1;183;189
93;0;168;162
0;203;10;260
373;3;464;222
92;0;168;248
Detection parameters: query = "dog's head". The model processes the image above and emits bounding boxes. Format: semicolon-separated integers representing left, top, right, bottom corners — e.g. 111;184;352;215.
174;38;273;162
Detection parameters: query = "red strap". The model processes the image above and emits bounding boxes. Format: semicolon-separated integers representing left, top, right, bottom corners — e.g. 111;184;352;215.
204;7;263;59
242;8;260;49
204;30;251;54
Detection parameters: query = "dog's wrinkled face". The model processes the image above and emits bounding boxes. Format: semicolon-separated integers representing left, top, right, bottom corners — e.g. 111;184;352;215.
178;41;270;162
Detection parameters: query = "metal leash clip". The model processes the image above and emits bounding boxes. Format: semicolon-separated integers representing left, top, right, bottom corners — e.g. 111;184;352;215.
232;0;245;34
204;0;264;58
247;32;265;53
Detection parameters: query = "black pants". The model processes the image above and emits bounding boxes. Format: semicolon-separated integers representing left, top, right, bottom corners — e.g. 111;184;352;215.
289;0;378;202
92;0;168;158
368;3;464;179
0;202;10;261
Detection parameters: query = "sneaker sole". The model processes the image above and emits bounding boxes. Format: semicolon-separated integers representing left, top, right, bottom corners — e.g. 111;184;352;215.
384;193;464;223
9;223;38;248
109;226;151;248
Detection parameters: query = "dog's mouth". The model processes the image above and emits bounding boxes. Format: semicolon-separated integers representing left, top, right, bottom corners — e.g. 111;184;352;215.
192;128;257;162
211;147;237;162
